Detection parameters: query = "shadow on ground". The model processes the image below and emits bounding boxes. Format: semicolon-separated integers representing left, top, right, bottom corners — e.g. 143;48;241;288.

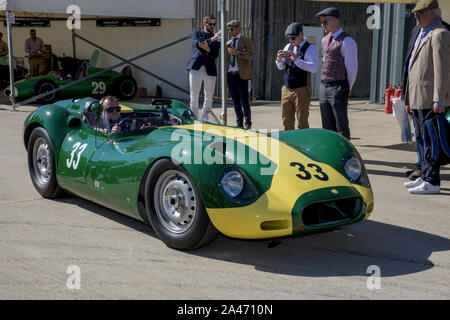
356;143;417;152
55;194;450;279
363;159;450;185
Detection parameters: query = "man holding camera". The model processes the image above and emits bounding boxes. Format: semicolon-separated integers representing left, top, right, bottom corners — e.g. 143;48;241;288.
276;23;318;131
186;14;221;122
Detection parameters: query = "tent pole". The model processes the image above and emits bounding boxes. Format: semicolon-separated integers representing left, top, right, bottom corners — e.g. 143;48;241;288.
6;11;16;111
72;29;76;58
219;0;227;125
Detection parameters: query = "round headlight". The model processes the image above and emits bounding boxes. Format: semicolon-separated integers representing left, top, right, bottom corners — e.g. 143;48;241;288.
221;171;244;198
345;157;361;181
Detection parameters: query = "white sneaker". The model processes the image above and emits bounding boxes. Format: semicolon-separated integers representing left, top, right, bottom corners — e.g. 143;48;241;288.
404;177;423;188
408;181;440;194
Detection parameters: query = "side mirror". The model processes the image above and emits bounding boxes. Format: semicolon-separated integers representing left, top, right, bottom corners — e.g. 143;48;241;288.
90;102;102;118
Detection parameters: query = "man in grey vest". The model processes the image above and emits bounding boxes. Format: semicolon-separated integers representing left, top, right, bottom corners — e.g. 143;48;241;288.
276;23;318;131
316;7;358;140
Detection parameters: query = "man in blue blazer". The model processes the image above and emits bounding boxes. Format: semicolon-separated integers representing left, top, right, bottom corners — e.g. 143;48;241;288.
187;14;221;121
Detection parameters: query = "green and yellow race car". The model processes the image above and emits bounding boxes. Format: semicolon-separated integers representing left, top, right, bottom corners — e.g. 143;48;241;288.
23;97;374;250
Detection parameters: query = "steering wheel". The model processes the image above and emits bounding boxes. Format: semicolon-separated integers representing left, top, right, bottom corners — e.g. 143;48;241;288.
117;114;156;131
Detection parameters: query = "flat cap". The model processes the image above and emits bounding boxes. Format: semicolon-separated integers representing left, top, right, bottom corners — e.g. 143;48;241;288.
315;7;340;18
285;22;303;36
227;20;240;27
411;0;439;13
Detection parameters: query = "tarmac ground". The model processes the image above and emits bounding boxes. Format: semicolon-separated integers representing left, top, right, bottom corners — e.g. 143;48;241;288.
0;95;449;299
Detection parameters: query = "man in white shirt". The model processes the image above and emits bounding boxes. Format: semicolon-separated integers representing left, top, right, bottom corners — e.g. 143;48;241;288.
24;29;45;76
276;23;318;130
316;7;358;140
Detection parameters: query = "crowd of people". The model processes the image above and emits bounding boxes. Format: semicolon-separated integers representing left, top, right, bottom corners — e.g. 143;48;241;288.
187;0;448;196
187;7;358;137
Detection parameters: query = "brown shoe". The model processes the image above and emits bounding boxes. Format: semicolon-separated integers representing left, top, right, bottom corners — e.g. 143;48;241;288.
408;169;422;180
245;123;252;130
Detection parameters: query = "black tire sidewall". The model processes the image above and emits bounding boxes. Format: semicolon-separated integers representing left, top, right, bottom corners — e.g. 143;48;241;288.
34;80;58;104
144;159;210;250
27;127;60;198
113;75;137;100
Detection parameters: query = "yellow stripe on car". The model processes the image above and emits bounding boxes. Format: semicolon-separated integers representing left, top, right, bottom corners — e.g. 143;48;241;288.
179;124;372;238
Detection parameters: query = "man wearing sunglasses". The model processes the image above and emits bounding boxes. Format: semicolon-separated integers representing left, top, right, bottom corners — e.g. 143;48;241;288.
187;14;221;122
100;96;124;134
316;7;358;140
226;20;254;129
276;22;318;131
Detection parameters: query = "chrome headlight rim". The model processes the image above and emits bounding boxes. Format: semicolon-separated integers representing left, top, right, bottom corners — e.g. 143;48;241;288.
219;168;244;199
344;156;362;182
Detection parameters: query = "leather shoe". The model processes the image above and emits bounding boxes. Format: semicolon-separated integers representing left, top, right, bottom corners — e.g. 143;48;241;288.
245;123;252;130
408;168;422;180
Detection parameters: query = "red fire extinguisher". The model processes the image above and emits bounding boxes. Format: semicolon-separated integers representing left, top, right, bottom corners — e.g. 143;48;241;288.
394;84;402;99
385;84;395;114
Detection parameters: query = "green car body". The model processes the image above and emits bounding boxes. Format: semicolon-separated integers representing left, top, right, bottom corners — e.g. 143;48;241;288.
23;97;374;249
7;64;137;103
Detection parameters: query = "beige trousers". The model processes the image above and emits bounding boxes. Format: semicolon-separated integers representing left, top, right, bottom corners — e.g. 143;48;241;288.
29;57;45;77
281;83;312;131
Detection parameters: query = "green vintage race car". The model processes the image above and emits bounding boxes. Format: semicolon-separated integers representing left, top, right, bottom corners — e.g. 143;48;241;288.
23;97;374;250
6;52;137;103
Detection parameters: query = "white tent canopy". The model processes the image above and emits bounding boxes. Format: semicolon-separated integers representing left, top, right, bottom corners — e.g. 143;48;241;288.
0;0;194;18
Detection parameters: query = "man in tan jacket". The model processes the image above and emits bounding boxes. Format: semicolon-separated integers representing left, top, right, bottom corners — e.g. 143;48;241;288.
0;32;8;57
226;20;254;129
404;0;450;194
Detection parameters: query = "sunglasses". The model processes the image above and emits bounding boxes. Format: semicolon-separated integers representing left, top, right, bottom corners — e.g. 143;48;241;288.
287;36;297;40
104;106;121;113
206;22;216;26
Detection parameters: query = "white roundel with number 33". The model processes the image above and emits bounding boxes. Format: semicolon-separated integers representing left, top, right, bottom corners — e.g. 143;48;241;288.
92;81;106;95
67;142;88;170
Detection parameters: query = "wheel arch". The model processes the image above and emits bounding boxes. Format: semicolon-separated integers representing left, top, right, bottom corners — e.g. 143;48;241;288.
23;104;70;165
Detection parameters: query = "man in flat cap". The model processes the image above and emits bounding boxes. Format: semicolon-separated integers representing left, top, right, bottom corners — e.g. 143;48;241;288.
402;0;450;181
403;0;450;195
316;7;358;140
226;20;254;129
276;22;318;130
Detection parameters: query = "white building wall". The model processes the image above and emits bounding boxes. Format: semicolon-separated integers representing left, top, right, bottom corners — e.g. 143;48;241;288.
5;19;193;99
442;1;450;23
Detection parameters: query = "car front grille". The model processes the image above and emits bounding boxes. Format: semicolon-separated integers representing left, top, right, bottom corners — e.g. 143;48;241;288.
302;197;362;227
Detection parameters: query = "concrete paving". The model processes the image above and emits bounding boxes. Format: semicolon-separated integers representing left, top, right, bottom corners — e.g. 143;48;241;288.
0;96;449;299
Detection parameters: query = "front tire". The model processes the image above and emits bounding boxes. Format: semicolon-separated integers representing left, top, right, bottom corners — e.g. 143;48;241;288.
27;127;62;198
144;159;218;250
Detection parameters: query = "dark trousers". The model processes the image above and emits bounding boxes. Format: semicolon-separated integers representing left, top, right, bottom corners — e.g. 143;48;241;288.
227;73;251;127
412;109;440;186
319;80;350;139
